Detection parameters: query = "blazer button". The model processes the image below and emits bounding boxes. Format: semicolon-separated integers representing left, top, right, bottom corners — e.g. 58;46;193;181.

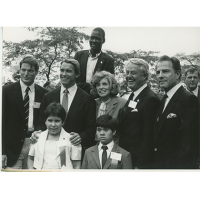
154;148;157;151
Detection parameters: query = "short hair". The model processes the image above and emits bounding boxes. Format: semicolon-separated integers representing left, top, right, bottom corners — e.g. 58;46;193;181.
96;115;117;132
156;55;182;80
92;27;105;41
91;71;119;97
125;58;149;80
44;102;66;122
61;59;80;77
185;67;200;78
43;81;50;88
19;56;40;71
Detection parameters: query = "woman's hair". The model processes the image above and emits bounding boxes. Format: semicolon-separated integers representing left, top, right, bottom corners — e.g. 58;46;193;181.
90;71;119;97
96;115;117;132
44;102;66;122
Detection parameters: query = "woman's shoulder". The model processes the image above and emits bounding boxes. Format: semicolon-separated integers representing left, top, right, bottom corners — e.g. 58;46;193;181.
113;96;127;105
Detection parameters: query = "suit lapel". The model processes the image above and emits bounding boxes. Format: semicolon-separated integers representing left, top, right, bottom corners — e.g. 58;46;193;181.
80;51;89;82
91;145;101;169
106;97;118;115
103;143;120;169
12;82;25;123
155;86;184;140
94;52;106;74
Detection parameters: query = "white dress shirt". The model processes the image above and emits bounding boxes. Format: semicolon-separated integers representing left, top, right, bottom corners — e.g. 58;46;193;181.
20;79;35;131
98;141;114;168
163;83;182;112
86;51;101;83
60;83;77;111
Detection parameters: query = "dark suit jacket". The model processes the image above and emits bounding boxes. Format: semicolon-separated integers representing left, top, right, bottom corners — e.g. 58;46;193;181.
81;143;132;169
118;86;160;169
2;81;48;167
35;86;96;150
153;86;199;169
74;50;114;94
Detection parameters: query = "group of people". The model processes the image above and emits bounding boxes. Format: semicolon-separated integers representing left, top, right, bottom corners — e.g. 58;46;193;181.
2;27;199;170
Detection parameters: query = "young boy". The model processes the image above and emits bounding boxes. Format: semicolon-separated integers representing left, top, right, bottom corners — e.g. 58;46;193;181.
81;115;132;169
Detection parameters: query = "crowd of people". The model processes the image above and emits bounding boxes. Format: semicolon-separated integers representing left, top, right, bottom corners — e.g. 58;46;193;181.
2;27;200;170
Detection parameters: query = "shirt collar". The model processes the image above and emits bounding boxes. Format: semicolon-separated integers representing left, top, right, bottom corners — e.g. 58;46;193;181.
88;50;101;58
166;82;182;100
133;83;147;98
20;79;35;92
191;86;198;97
61;83;77;95
98;140;114;152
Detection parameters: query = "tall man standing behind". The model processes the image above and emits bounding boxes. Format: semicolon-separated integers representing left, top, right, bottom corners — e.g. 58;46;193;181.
74;27;114;94
118;59;160;169
154;56;199;169
35;59;96;152
2;56;48;169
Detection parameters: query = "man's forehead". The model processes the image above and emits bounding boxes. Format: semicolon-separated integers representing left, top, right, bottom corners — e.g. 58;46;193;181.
91;30;102;37
186;71;198;76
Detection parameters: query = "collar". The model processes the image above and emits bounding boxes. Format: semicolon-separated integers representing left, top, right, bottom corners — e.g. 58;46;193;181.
166;82;182;100
88;50;101;58
20;79;35;93
61;83;77;95
133;83;147;99
98;140;114;152
190;86;198;97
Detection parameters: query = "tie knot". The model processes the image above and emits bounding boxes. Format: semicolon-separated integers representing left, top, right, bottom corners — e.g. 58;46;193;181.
129;92;134;100
64;89;69;94
25;87;30;93
163;94;168;99
102;146;108;151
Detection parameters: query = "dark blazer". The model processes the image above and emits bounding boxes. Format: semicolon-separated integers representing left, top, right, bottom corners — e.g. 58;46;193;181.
74;50;114;94
2;81;48;167
153;86;199;169
118;86;160;169
198;88;200;101
35;86;96;150
81;143;132;169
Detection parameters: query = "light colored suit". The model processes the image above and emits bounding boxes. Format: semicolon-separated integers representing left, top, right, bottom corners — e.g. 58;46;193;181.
29;128;82;169
81;143;132;169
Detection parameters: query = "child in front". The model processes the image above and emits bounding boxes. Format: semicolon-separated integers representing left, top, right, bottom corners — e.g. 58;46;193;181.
81;115;132;169
27;102;81;170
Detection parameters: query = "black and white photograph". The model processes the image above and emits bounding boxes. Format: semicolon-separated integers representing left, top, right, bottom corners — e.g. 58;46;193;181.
1;0;200;199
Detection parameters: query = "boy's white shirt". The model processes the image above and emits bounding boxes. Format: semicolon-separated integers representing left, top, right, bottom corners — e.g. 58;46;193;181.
29;128;82;169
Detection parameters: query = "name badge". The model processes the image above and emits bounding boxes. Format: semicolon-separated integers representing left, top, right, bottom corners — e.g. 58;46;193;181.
110;152;122;161
128;100;137;109
33;102;41;108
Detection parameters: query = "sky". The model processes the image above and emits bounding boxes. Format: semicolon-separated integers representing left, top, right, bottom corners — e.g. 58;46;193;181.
3;27;200;57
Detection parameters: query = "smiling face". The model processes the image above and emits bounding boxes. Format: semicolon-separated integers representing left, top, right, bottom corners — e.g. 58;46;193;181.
96;127;114;145
89;30;105;53
125;63;146;92
96;77;111;101
45;115;62;136
20;63;38;86
156;61;180;92
60;62;77;88
185;71;199;91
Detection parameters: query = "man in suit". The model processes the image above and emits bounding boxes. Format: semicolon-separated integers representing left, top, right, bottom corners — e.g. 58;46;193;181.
35;59;96;152
81;115;132;169
118;58;160;169
2;56;48;169
154;56;199;169
74;27;114;94
184;67;200;101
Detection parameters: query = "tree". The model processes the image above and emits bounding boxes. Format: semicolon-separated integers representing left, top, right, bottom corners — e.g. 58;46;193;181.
3;27;89;81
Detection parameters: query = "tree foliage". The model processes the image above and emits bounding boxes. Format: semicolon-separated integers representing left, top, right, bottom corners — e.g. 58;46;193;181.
3;27;89;81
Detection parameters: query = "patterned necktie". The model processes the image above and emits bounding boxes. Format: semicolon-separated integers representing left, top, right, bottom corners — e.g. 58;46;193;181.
62;89;69;113
24;87;30;131
101;146;108;169
158;94;168;120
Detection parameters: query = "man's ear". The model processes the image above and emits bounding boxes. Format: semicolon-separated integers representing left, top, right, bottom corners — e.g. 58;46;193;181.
176;70;181;80
102;38;105;44
112;130;116;136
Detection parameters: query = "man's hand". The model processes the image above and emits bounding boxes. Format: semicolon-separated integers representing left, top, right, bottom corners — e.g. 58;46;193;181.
69;132;81;146
2;155;7;169
30;130;42;144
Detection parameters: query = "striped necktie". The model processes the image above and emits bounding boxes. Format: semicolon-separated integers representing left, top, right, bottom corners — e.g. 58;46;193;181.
24;87;30;131
62;89;69;113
